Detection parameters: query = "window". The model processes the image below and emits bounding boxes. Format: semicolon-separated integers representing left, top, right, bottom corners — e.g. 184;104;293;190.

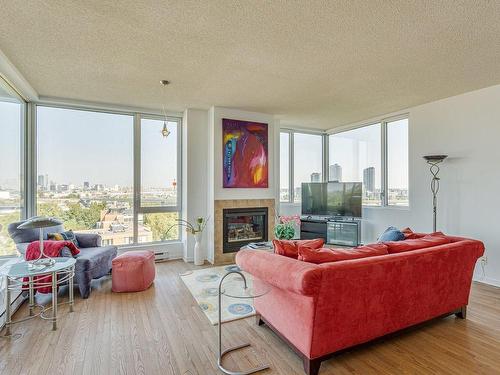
329;124;382;206
279;130;324;203
138;117;181;242
387;118;409;206
36;107;182;246
328;116;409;207
0;81;25;257
293;133;323;202
279;132;290;202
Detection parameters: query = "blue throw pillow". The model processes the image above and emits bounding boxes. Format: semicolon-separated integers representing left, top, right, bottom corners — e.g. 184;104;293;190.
378;226;405;242
60;230;80;248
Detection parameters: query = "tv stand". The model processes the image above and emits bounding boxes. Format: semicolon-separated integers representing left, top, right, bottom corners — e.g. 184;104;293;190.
300;216;361;247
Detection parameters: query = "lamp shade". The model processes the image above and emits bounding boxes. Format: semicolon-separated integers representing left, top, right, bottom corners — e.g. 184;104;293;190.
17;216;63;229
423;155;448;163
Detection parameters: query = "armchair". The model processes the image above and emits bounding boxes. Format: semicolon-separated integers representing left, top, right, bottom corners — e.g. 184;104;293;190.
8;220;117;298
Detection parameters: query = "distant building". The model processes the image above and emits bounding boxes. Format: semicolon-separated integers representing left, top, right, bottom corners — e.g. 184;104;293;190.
329;164;342;182
37;174;45;188
310;172;321;182
83;181;90;190
363;167;375;192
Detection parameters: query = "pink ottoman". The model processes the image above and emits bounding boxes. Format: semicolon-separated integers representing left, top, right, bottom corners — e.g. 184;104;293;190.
112;250;156;292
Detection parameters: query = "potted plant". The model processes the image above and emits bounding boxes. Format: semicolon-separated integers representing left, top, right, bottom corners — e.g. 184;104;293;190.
168;216;209;266
274;215;300;240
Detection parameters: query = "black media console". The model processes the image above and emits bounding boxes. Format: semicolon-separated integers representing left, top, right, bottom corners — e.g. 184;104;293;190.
300;216;361;247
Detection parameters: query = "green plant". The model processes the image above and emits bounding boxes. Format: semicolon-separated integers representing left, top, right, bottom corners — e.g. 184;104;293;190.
167;216;210;236
274;222;295;240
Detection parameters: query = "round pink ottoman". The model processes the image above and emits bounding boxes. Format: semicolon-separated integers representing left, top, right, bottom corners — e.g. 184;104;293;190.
112;250;156;293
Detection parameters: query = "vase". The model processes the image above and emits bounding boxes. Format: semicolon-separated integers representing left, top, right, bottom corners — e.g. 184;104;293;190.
193;232;204;266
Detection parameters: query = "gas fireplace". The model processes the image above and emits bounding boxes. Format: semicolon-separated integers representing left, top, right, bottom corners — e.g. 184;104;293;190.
222;207;268;253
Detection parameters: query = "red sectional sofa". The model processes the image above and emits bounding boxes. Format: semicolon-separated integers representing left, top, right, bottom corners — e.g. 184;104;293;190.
236;235;484;375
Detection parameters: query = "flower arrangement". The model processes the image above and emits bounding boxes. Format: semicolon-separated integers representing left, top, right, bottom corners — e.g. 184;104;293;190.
167;216;209;236
274;215;300;240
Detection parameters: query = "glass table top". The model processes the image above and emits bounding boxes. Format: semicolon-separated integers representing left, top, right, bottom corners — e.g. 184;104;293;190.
1;257;76;278
221;273;271;299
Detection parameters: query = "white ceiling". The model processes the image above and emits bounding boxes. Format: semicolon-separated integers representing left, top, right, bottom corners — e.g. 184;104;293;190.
1;1;500;130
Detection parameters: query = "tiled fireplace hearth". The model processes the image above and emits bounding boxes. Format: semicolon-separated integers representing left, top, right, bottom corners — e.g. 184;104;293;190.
214;199;275;264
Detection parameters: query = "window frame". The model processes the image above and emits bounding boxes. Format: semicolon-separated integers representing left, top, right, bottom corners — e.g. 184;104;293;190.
279;128;326;203
33;104;183;247
327;114;409;208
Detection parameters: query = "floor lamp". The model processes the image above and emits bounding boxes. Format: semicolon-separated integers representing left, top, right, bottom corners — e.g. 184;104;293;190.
423;155;448;232
17;216;63;270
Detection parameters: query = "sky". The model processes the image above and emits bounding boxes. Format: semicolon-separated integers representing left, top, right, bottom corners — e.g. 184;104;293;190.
36;106;178;188
0;101;21;190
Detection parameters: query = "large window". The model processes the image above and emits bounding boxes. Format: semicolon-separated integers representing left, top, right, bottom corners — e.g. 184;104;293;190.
0;81;25;257
138;117;180;242
329;123;382;206
279;132;290;202
293;133;323;202
387;118;409;206
279;130;324;203
37;106;181;246
328;117;409;207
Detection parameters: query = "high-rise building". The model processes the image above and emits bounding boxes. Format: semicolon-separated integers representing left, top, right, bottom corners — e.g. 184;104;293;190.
37;174;45;188
83;181;90;190
329;164;342;182
363;167;375;192
310;172;321;182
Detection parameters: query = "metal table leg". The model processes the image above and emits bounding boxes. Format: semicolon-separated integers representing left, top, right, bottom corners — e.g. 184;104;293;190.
69;266;74;313
217;271;269;375
28;276;34;316
4;276;11;336
51;271;57;330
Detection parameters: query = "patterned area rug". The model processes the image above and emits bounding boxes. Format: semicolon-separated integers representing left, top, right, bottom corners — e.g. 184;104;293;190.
180;264;256;325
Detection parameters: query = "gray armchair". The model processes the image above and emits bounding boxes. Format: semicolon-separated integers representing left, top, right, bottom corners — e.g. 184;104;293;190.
8;220;117;299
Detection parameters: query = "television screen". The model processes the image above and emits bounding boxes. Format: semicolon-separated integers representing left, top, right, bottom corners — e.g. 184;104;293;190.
301;182;328;215
302;182;362;218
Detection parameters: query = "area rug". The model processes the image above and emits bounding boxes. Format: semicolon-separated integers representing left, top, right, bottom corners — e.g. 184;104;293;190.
180;264;256;325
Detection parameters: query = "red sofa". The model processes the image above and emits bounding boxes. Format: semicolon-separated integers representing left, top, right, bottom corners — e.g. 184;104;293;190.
236;235;484;375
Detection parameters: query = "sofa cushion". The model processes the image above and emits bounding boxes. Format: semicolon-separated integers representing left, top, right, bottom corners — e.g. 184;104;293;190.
298;243;388;264
385;233;452;253
402;227;426;240
48;230;80;247
273;238;324;258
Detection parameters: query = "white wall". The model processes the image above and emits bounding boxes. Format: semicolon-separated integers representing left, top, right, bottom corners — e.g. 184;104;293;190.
282;84;500;286
206;107;280;262
182;108;209;261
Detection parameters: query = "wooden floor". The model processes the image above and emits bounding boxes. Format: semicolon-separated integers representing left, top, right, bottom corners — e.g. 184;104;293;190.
1;260;500;375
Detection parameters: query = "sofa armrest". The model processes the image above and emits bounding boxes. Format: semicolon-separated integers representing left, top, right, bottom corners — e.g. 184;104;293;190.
75;233;102;248
236;250;323;296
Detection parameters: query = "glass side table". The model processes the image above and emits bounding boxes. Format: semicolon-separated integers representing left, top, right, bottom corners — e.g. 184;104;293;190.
1;257;76;337
218;270;271;375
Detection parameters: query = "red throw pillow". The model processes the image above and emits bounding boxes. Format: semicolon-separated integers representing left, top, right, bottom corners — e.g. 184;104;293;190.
385;234;452;254
401;227;426;240
298;243;388;264
273;238;324;258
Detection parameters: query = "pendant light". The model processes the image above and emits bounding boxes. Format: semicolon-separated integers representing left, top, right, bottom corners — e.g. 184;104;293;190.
160;80;171;139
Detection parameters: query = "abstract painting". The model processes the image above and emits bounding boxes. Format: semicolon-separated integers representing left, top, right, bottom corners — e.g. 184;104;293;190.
222;118;268;188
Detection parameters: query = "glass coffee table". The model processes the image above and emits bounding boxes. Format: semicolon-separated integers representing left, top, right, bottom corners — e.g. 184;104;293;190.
1;257;76;337
218;269;271;375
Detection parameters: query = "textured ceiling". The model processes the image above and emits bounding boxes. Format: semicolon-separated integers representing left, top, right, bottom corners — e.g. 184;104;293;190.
1;1;500;129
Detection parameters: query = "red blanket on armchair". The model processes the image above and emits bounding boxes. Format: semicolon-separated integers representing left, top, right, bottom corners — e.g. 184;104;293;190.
25;240;80;294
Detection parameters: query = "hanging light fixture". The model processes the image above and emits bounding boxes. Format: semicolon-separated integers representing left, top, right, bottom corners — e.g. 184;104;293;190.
160;80;171;139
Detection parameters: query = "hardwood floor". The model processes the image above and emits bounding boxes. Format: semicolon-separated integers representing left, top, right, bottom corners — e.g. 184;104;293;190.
1;260;499;375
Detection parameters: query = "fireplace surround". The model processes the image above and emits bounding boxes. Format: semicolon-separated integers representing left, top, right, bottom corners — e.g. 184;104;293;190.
222;207;268;253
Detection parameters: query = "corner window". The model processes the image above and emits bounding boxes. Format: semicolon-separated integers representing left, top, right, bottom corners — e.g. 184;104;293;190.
0;79;25;257
328;117;409;207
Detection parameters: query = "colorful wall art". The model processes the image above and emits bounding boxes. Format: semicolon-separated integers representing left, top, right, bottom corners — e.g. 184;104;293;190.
222;118;268;188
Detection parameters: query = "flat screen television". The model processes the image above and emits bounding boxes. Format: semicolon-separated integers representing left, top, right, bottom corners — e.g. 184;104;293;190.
301;182;362;218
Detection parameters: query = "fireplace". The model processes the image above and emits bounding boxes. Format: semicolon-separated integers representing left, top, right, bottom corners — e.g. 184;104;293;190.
222;207;268;253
